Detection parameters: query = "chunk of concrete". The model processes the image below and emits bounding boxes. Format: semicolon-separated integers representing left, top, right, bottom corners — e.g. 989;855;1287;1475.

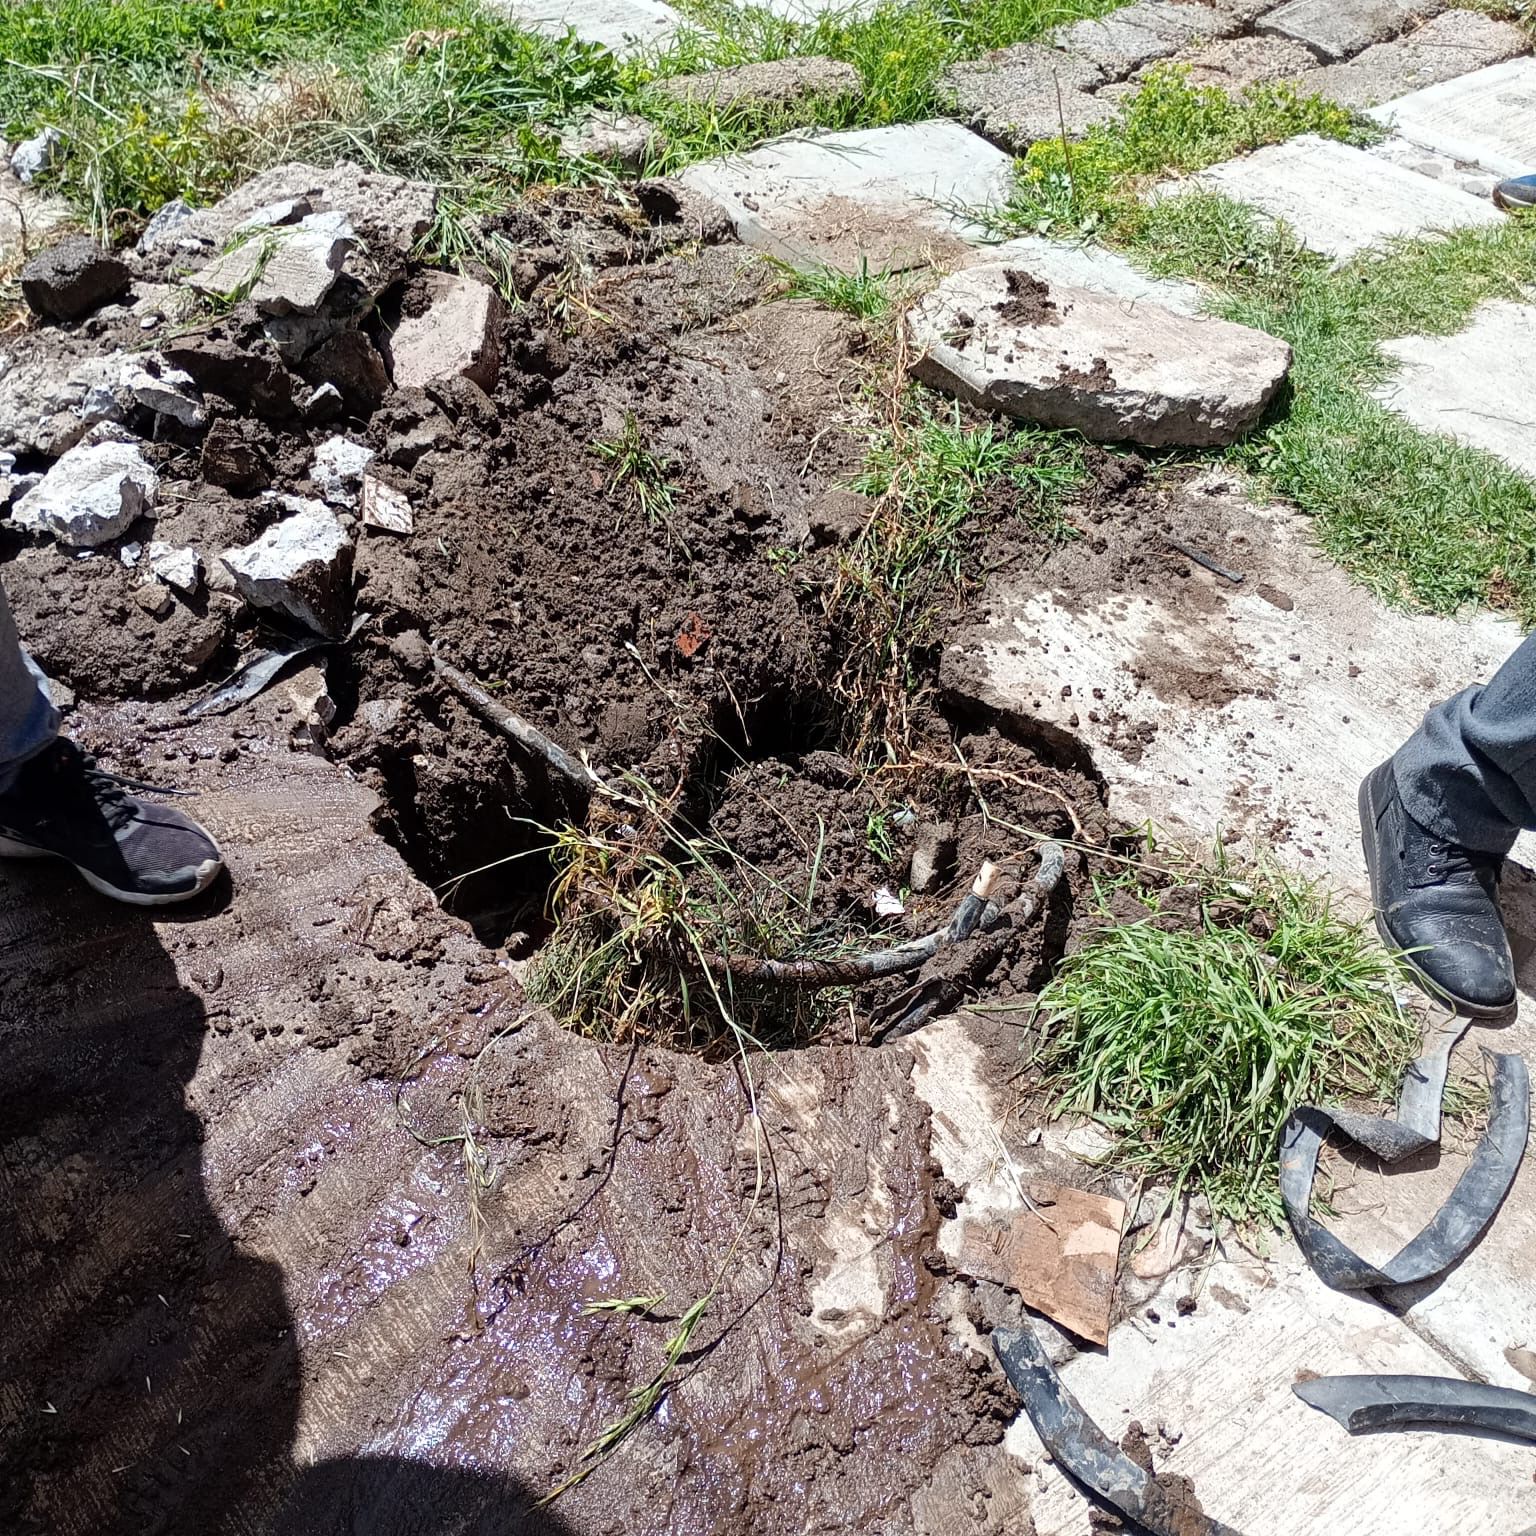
388;273;503;393
558;112;661;173
147;541;203;596
1170;133;1503;261
1257;0;1444;62
310;435;375;508
1374;302;1536;480
137;198;196;254
21;237;132;322
486;0;683;54
652;57;861;111
1300;11;1529;108
1367;56;1536;177
907;264;1290;447
9;126;61;184
221;500;354;636
678;120;1017;274
960;235;1206;316
361;474;414;535
12;439;159;547
122;355;208;428
189;209;355;316
941;44;1116;152
200;419;272;493
1050;1;1240;79
1146;33;1318;89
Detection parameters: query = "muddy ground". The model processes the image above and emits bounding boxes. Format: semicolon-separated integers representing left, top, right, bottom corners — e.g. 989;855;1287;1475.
0;176;1221;1535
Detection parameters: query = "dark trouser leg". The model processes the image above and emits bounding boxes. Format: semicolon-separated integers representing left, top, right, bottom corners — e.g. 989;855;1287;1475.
0;580;59;795
1392;633;1536;855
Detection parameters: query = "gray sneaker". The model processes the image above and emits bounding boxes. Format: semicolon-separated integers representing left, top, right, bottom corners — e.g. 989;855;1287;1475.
0;738;224;905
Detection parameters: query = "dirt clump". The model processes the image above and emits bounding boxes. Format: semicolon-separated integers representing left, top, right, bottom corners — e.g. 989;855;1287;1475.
996;269;1059;327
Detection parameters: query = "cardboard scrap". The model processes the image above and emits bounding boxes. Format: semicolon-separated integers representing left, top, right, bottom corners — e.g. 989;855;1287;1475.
955;1181;1126;1346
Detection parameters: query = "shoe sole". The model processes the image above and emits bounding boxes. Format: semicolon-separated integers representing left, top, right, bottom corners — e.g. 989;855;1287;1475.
1493;189;1536;214
0;833;224;907
1357;774;1511;1018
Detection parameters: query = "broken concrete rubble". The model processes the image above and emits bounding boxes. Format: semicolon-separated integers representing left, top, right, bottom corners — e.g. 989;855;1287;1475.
1258;0;1445;63
941;43;1114;152
907;264;1291;447
188;210;355;316
220;499;354;637
310;435;375;507
9;125;61;184
360;474;413;535
200;417;273;492
1050;0;1239;79
123;355;209;429
21;237;132;322
147;541;203;596
388;272;503;392
557;112;661;173
137;197;196;254
11;438;159;547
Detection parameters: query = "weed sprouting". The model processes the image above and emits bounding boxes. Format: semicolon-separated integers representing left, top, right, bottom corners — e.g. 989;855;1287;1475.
591;411;684;544
1034;852;1422;1226
773;256;900;320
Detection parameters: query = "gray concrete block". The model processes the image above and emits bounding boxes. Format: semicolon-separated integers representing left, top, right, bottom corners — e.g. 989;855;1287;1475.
960;235;1207;316
486;0;683;55
651;57;861;111
1375;302;1536;480
677;121;1016;273
1301;11;1529;109
1171;133;1503;261
941;44;1114;152
906;264;1291;447
1367;56;1536;177
1051;0;1240;79
1258;0;1445;62
1146;34;1319;89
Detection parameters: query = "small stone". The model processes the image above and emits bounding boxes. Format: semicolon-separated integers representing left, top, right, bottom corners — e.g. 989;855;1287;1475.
147;541;203;595
220;500;354;637
558;112;662;174
360;474;413;535
137;198;196;254
302;382;345;423
651;57;861;111
301;329;389;415
231;197;313;235
310;435;375;507
200;419;272;493
10;126;62;184
909;821;958;895
361;697;405;733
21;237;132;323
122;355;208;429
907;264;1291;447
133;579;175;619
389;272;502;393
873;885;905;918
11;439;159;547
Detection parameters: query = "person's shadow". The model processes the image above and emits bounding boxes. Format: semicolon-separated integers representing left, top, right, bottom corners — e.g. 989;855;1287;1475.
0;867;574;1536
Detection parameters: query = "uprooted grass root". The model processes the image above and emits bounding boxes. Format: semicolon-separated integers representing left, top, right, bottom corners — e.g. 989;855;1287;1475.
1033;847;1423;1226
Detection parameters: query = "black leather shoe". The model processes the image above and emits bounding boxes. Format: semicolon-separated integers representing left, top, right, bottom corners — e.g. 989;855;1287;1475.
1359;760;1515;1015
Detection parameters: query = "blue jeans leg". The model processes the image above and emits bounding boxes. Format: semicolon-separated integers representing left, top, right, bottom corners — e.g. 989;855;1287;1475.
0;579;60;794
1392;633;1536;856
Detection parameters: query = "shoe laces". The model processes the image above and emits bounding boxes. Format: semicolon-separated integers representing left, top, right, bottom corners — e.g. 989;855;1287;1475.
1424;837;1496;885
54;742;191;833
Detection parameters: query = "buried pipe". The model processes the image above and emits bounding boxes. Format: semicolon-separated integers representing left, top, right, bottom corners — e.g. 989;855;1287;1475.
432;653;600;798
1294;1373;1536;1446
993;1321;1246;1536
691;842;1065;992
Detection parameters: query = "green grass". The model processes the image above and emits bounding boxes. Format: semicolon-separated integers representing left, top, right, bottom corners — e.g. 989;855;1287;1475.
773;256;901;320
836;396;1087;755
1036;856;1421;1225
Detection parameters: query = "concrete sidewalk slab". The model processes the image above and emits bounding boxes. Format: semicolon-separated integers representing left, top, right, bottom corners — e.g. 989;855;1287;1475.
487;0;683;54
677;120;1016;272
1368;55;1536;176
961;235;1207;315
1376;301;1536;480
1257;0;1445;64
1172;134;1503;261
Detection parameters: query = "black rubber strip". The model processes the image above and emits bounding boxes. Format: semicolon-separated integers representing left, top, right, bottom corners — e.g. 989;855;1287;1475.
1278;1049;1529;1299
993;1321;1246;1536
1295;1373;1536;1444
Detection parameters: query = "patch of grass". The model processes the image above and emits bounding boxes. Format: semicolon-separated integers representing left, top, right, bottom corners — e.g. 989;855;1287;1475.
1036;854;1421;1225
1131;195;1536;618
836;394;1087;755
991;67;1376;241
773;256;900;320
591;411;681;538
0;0;619;233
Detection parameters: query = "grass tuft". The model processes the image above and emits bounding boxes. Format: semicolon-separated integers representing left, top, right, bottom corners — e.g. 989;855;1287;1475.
1036;854;1421;1225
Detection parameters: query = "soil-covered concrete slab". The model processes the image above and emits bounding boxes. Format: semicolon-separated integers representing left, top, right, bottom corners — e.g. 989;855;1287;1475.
676;121;1016;272
486;0;684;52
